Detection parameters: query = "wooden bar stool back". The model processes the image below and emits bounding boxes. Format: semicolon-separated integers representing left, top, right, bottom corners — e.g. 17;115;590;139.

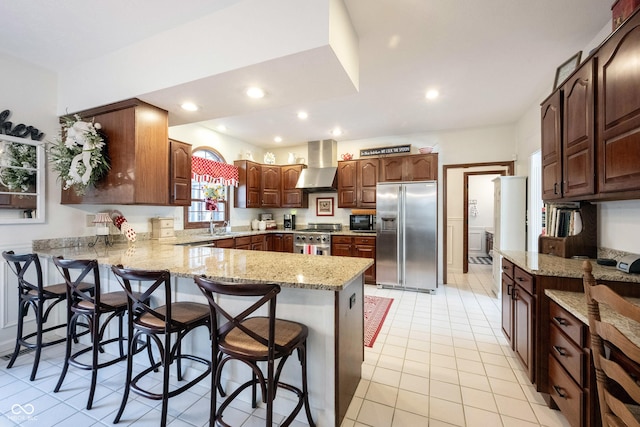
583;260;640;427
111;265;211;426
194;276;315;427
2;251;79;381
52;257;137;409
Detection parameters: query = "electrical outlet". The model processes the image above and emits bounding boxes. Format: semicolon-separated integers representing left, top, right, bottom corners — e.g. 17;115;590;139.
86;214;95;227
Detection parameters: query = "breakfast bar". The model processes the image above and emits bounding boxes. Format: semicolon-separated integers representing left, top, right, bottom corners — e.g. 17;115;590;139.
34;240;373;427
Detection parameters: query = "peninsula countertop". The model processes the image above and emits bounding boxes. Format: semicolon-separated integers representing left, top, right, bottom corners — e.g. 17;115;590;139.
499;250;640;284
33;240;373;291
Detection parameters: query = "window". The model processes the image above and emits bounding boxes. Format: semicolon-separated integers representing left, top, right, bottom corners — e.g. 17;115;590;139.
183;147;230;229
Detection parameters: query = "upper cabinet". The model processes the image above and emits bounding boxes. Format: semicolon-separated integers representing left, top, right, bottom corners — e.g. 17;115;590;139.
234;160;262;208
597;12;640;195
379;154;437;182
281;164;308;208
337;159;378;208
541;9;640;202
169;139;192;206
261;165;281;208
541;61;595;201
60;98;187;206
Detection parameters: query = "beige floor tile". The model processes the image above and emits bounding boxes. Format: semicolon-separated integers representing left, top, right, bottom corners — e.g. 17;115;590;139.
461;386;498;412
494;395;538;423
371;366;402;388
458;371;492;392
429;379;462;403
429;396;465;426
395;389;430;417
399;372;429;395
356;399;394;427
365;381;399;407
464;405;503;427
391;408;429;426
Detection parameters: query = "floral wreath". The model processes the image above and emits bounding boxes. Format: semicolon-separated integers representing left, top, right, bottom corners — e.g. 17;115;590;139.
48;114;110;195
0;140;37;194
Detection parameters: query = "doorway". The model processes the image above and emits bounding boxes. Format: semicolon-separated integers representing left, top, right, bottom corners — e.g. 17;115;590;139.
442;161;514;284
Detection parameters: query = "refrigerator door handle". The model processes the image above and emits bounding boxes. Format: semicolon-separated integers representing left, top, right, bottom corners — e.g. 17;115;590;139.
399;185;406;287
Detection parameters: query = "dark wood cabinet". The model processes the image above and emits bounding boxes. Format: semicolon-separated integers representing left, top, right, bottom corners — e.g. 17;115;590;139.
337;159;379;208
501;259;535;383
234;160;262;208
562;61;595;199
281;164;308;208
250;234;266;251
541;90;563;200
61;99;176;205
597;11;640;195
379;154;437;182
331;235;376;284
169;139;192;206
268;233;293;253
261;165;281;207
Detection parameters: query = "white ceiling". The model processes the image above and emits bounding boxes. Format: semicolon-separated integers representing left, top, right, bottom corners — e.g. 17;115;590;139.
0;0;611;148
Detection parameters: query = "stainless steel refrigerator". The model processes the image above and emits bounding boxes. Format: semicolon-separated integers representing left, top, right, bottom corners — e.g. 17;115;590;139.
376;181;438;293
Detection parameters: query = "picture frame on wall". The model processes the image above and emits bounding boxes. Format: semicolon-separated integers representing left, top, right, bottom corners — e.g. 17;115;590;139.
316;197;334;216
553;51;582;90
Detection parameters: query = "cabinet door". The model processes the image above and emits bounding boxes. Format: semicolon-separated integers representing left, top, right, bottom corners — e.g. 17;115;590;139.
331;242;353;257
337;161;357;207
380;158;404;182
562;60;595;199
358;159;378;208
261;165;281;207
169;139;192;206
541;90;563;200
405;154;437;181
501;274;514;347
598;13;640;193
283;234;293;253
354;243;376;284
281;165;308;208
270;234;284;252
514;285;535;382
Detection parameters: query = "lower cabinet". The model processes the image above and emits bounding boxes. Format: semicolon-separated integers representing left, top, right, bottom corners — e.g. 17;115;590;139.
210;238;235;249
331;235;376;284
267;233;293;253
501;258;535;383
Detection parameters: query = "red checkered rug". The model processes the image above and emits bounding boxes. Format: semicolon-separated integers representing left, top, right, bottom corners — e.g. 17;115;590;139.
364;296;393;348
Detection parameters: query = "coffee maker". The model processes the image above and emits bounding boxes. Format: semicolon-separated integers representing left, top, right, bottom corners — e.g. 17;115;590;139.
284;214;296;230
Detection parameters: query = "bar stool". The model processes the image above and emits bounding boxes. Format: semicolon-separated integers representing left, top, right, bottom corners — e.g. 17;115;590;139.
111;265;211;426
52;257;151;410
194;276;315;427
1;251;92;381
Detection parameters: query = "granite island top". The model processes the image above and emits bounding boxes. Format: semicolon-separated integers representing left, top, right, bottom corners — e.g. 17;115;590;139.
499;250;640;284
33;240;373;292
545;289;640;347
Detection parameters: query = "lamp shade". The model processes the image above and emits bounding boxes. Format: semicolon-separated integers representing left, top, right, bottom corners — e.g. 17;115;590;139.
93;212;112;224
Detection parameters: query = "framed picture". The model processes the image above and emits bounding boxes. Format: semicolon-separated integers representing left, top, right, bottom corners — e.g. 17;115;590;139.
316;197;334;216
554;51;582;90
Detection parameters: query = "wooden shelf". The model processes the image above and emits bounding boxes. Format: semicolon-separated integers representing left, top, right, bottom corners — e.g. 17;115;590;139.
539;202;596;258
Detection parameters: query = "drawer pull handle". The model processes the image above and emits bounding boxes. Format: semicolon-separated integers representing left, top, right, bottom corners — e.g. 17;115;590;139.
553;316;567;326
507;284;512;296
516;276;524;282
553;385;567;399
553;345;567;357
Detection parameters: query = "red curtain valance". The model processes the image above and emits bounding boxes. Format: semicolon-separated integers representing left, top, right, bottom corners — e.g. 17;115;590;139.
191;156;239;186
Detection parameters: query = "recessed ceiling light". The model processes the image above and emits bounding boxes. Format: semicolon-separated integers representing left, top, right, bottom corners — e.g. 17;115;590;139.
425;89;439;100
216;125;227;132
297;111;308;120
246;87;265;99
274;136;282;143
330;127;343;137
181;102;199;111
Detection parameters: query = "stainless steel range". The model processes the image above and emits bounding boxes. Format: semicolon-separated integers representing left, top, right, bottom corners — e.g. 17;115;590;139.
293;223;342;255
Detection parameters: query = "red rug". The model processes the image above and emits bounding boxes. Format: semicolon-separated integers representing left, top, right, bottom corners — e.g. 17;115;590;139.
364;296;393;348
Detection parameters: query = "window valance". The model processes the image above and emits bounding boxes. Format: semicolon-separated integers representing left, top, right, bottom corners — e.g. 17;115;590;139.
191;156;239;186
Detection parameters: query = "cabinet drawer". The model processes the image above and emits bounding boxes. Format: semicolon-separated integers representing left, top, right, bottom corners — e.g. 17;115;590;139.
214;238;235;249
550;323;585;387
154;228;175;238
332;236;352;244
539;236;565;257
513;267;534;295
502;258;514;278
549;355;583;427
235;236;251;246
354;236;375;246
251;234;265;243
550;301;585;347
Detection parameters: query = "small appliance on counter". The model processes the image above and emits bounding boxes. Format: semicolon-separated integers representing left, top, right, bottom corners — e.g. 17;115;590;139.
350;214;375;231
617;254;640;274
284;214;296;230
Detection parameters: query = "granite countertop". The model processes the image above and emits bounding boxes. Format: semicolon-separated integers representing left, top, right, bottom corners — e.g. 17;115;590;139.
34;240;373;291
545;289;640;347
499;250;640;284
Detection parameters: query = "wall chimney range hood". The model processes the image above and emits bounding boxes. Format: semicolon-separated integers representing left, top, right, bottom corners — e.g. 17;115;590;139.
295;139;338;192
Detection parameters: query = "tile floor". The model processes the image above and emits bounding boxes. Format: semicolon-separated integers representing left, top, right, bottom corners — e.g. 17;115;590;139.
0;264;571;427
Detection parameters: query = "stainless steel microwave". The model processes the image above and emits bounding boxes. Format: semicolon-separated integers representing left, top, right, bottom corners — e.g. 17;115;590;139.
350;214;374;231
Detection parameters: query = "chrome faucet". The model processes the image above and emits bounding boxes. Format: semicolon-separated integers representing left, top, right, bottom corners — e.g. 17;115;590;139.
209;219;216;236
